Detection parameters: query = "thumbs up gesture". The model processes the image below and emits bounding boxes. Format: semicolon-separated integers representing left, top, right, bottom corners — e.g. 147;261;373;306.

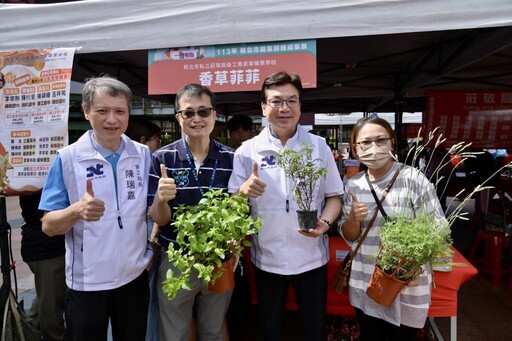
239;162;266;198
75;178;105;221
156;164;177;202
349;192;368;222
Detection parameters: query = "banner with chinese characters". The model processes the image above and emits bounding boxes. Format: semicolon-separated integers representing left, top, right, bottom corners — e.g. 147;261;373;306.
148;39;316;94
0;48;75;197
424;90;512;149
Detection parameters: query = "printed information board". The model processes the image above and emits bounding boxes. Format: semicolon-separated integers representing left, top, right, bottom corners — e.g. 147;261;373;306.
0;48;75;196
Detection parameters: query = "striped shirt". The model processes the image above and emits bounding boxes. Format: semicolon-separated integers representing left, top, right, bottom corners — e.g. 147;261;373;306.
339;161;446;328
148;138;234;249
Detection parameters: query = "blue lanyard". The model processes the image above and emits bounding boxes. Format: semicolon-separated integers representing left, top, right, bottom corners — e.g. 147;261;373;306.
182;139;218;196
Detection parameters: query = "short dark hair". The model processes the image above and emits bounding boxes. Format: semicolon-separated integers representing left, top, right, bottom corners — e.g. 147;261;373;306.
125;117;162;143
350;116;397;157
227;114;253;132
175;83;216;112
260;71;303;103
82;75;132;112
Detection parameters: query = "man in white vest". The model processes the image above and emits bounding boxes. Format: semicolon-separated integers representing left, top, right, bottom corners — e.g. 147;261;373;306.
39;76;153;340
229;72;343;340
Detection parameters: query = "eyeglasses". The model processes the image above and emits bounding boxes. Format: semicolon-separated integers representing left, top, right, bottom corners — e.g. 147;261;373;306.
177;107;214;119
267;98;300;108
356;137;391;151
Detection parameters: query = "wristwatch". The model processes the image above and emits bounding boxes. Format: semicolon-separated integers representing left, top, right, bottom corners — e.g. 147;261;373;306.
320;218;331;227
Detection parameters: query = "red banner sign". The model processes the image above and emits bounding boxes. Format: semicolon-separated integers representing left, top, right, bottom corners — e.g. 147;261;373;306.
425;90;512;148
148;40;316;94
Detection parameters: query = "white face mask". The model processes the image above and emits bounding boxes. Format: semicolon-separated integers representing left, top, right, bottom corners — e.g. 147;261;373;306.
358;145;392;169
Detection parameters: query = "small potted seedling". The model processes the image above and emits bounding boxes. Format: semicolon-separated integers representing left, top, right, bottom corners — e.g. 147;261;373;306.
278;143;327;230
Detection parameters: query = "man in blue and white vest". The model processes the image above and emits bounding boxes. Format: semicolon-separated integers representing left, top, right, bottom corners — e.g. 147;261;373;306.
39;76;153;340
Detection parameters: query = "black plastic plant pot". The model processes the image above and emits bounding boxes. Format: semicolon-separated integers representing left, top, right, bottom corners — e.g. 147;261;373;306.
296;209;318;230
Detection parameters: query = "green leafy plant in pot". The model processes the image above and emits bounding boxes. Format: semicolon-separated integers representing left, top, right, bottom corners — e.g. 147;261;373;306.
277;143;327;230
162;189;262;300
367;213;452;306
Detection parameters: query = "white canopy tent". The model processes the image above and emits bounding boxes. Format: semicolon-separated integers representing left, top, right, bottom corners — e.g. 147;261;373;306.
1;0;512;115
1;0;511;54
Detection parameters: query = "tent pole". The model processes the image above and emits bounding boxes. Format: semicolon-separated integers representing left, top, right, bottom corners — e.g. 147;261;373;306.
395;94;404;155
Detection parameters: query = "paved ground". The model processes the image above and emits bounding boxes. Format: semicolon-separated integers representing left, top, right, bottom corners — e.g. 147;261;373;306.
3;196;33;295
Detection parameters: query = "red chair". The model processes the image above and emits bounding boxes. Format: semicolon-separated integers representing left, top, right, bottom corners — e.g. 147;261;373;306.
469;190;512;286
469;230;511;285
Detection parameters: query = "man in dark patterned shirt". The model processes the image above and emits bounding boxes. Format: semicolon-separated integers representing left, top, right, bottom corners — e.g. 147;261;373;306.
148;83;234;340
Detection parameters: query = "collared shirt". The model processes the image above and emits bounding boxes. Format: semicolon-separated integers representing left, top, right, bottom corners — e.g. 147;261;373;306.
228;125;344;275
92;135;124;197
148;138;234;249
40;132;126;210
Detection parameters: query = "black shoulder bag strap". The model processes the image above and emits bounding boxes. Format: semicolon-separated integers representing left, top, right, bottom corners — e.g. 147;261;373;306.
346;164;404;263
365;172;388;219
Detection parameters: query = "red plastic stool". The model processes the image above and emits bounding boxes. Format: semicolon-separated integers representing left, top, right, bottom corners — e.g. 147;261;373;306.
469;230;511;285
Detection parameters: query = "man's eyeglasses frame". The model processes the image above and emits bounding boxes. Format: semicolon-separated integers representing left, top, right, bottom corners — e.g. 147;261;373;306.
266;98;301;108
177;107;214;119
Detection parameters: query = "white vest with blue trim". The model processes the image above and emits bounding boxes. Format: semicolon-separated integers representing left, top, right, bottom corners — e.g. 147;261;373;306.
59;131;151;291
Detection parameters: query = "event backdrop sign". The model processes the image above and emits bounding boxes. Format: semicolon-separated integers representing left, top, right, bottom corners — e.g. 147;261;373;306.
425;90;512;149
0;48;75;197
148;39;316;94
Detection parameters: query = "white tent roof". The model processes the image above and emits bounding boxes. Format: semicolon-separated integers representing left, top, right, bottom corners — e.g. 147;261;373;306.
1;0;512;54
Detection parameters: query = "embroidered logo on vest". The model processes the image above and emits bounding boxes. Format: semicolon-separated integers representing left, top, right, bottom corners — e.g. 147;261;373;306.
86;164;104;177
261;155;276;167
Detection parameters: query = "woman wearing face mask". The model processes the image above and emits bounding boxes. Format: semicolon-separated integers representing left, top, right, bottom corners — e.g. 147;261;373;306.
338;116;444;341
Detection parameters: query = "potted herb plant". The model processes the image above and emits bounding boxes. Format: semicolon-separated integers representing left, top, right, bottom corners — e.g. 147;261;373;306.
366;214;452;306
366;128;512;306
277;143;327;230
162;189;262;300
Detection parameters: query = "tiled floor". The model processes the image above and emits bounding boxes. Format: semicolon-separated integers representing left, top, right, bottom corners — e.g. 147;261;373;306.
5;196;512;341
